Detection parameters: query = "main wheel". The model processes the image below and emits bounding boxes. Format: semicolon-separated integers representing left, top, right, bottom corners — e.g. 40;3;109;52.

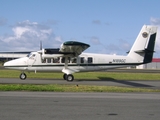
19;73;27;80
63;74;67;80
66;74;74;82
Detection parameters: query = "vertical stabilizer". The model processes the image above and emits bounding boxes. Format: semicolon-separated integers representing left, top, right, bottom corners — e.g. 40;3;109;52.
128;25;157;64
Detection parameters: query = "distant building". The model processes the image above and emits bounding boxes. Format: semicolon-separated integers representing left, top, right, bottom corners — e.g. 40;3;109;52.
0;52;30;62
137;58;160;69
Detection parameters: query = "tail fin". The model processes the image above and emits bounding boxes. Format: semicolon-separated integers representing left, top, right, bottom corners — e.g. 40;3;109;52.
128;25;157;64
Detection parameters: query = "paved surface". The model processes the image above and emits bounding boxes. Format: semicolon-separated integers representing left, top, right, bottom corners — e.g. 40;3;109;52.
0;92;160;120
1;69;159;120
0;78;160;89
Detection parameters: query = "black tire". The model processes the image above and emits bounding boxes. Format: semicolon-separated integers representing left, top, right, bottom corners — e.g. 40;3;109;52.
66;74;74;82
63;74;67;80
19;73;27;80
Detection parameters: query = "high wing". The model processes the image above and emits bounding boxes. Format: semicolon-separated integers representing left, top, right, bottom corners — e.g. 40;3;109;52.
59;41;90;76
59;41;90;57
41;41;90;58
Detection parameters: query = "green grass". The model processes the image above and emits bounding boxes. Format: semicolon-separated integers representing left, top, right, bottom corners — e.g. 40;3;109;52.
0;84;160;92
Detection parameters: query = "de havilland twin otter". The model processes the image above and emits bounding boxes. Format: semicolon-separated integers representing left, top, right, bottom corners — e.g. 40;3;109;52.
4;25;158;82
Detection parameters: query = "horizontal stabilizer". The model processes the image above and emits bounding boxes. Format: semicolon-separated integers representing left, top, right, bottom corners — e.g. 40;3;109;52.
135;49;155;53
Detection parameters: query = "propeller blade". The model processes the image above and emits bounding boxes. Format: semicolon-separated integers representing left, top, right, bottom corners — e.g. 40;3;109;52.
40;41;42;50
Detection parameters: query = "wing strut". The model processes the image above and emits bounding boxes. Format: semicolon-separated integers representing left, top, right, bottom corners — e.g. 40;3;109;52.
64;57;68;70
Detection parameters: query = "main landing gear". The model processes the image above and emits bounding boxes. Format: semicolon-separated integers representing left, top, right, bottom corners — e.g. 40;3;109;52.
19;73;27;80
63;74;74;82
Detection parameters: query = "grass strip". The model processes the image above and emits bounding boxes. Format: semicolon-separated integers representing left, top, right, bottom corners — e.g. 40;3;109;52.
0;84;160;92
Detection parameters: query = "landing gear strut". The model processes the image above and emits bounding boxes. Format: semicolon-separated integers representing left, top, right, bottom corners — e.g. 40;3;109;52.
19;73;27;80
62;57;74;82
63;74;74;82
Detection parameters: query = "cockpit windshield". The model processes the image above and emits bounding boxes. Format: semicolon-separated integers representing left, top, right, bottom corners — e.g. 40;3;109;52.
27;53;36;58
27;53;31;57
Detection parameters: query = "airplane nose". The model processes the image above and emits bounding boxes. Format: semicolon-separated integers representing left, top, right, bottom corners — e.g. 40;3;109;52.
4;58;28;68
4;60;15;67
3;62;7;67
4;61;10;67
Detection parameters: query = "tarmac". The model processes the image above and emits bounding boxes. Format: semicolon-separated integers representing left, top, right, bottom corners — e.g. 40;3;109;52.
0;92;160;120
0;69;160;120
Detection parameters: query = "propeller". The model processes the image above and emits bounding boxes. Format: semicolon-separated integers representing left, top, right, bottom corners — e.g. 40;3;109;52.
40;41;42;50
37;41;43;54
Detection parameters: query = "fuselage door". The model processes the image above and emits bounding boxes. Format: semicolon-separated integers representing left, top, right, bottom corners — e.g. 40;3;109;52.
77;55;88;71
27;53;37;67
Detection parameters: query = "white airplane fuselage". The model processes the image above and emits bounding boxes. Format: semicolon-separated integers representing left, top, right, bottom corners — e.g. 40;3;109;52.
4;52;139;72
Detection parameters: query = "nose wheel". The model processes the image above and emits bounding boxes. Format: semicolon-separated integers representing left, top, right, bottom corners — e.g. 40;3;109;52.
63;74;74;82
20;73;27;80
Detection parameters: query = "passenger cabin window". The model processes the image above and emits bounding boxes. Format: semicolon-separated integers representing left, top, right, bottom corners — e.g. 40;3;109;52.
41;57;75;64
47;59;51;63
53;57;60;63
68;57;70;63
42;58;60;63
42;59;46;63
61;57;70;63
61;57;65;63
88;57;93;63
71;58;77;63
81;57;84;63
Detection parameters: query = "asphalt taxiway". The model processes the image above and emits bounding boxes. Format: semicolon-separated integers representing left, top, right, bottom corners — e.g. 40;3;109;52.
0;92;160;120
0;69;160;120
0;78;160;89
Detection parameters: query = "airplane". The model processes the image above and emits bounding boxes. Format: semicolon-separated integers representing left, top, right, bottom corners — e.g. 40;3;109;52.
3;25;158;82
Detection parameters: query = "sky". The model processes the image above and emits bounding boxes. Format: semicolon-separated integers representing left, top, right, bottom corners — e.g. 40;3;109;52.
1;0;160;57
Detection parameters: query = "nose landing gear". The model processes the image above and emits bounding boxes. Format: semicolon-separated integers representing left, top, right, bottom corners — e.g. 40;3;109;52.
19;73;27;80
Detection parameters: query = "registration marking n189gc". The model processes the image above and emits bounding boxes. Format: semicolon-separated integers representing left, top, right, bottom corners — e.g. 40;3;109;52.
113;59;126;63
